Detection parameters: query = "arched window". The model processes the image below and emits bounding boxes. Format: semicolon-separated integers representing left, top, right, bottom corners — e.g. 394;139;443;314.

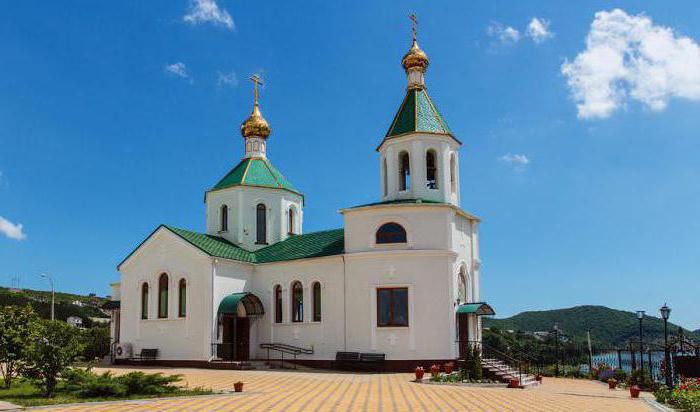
178;279;186;317
220;205;228;232
382;158;388;197
458;268;467;304
274;285;283;323
158;273;168;319
291;281;303;323
450;153;456;194
141;283;149;320
312;282;321;322
399;151;410;191
376;222;407;244
256;203;267;244
288;207;295;235
426;149;438;189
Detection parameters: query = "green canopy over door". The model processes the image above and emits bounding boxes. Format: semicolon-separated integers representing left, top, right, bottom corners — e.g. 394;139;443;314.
456;302;495;316
217;292;265;317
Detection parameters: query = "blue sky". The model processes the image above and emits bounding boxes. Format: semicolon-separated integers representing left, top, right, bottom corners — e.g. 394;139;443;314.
1;1;700;330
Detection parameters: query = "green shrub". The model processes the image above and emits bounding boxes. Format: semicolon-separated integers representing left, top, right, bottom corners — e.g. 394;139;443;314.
75;372;127;398
116;372;182;395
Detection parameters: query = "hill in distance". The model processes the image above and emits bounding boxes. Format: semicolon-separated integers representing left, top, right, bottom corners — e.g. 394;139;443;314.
484;305;700;348
0;286;109;327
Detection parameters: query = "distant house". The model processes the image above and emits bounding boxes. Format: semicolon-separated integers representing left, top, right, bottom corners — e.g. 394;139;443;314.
72;300;85;307
67;316;83;328
89;317;110;325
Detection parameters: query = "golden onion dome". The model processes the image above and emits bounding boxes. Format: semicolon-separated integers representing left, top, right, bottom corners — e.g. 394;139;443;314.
402;39;429;73
240;103;270;139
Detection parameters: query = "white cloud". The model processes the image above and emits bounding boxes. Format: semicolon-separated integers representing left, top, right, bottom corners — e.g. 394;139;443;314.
183;0;234;30
217;71;238;88
164;62;192;83
499;153;530;165
526;18;554;43
0;216;26;240
562;9;700;119
487;22;520;44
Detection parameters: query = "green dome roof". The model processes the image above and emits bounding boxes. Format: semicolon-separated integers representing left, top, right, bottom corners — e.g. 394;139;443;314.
385;88;453;138
210;157;301;196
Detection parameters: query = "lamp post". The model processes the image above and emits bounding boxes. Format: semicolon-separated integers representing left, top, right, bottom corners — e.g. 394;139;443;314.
636;310;645;376
554;323;560;377
660;303;672;388
40;273;55;321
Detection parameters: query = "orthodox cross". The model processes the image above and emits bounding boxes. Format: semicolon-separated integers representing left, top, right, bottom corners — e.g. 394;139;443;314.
250;74;263;105
409;13;417;42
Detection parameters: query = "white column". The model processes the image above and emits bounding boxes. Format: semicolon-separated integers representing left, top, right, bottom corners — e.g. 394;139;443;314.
410;140;424;198
385;146;398;199
440;143;451;203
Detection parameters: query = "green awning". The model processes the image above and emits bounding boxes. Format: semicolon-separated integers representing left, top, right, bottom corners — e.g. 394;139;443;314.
457;303;495;316
217;292;265;317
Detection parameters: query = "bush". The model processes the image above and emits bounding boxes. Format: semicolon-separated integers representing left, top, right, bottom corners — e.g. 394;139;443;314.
655;378;700;411
75;372;127;398
79;327;110;362
117;372;182;395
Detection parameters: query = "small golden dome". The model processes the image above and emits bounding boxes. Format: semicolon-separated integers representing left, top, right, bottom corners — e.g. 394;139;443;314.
240;103;271;139
402;39;429;73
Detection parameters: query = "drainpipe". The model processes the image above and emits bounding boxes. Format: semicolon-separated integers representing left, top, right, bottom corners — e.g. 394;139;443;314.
342;255;347;351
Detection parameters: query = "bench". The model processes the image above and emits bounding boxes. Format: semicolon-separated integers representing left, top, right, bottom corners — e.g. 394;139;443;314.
334;351;386;371
130;348;158;361
334;351;360;370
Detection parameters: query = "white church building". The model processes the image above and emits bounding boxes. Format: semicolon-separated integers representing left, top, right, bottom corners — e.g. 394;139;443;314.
107;24;494;371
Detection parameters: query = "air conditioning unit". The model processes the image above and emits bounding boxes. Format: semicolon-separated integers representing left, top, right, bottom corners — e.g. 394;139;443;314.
115;342;133;359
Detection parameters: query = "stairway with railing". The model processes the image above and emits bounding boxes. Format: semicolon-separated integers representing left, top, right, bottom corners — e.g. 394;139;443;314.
460;340;539;388
260;342;314;369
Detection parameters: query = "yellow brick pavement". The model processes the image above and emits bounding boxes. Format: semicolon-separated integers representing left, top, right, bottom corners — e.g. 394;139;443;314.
34;367;655;411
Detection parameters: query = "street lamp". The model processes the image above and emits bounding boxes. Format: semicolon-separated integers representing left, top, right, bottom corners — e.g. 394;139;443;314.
637;310;645;376
660;303;672;388
553;323;560;377
40;273;55;321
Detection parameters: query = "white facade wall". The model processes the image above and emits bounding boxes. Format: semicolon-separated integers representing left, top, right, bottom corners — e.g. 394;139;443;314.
118;228;213;360
205;186;303;250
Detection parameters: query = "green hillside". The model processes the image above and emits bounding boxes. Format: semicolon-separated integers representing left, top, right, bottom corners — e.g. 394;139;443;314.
483;305;699;347
0;286;109;327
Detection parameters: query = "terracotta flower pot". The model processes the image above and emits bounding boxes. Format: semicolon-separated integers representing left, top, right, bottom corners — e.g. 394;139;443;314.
234;381;244;392
629;385;640;398
430;364;441;378
509;378;520;388
414;367;425;381
608;380;617;389
444;362;454;374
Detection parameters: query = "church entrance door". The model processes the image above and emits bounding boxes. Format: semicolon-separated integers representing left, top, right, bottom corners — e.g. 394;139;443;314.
235;317;250;361
457;313;470;359
220;316;250;361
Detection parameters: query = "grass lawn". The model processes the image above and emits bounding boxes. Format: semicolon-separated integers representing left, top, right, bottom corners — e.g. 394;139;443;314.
0;379;212;407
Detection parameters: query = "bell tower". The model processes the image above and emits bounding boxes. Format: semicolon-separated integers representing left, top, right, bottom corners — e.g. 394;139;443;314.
377;14;461;206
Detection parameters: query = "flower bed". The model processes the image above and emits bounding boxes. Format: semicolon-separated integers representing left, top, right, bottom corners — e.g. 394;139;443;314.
654;378;700;411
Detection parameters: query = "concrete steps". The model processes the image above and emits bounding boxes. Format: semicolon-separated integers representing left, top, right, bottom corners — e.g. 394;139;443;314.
481;358;539;388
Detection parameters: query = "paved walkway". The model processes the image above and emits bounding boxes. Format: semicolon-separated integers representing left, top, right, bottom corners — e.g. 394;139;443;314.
33;367;655;411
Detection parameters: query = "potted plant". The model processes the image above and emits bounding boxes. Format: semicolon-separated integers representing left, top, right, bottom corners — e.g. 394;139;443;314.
629;385;640;398
444;362;454;374
608;378;617;389
234;381;244;392
414;366;425;381
509;378;520;388
430;364;440;378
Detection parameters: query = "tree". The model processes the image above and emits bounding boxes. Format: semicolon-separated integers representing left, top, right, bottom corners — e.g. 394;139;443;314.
80;326;110;361
24;320;83;397
0;305;36;388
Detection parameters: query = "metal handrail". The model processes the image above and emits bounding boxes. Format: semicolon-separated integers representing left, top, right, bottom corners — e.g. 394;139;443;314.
260;342;314;370
460;340;523;384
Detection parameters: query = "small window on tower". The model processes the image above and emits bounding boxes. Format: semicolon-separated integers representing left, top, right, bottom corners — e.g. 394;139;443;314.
288;207;295;235
220;205;228;232
426;150;438;189
256;204;267;244
376;222;407;244
399;151;411;191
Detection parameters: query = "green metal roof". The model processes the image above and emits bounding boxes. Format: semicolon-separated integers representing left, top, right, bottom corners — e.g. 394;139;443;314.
457;303;495;316
385;88;453;138
210;157;301;196
218;292;264;316
118;225;345;268
347;198;445;209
